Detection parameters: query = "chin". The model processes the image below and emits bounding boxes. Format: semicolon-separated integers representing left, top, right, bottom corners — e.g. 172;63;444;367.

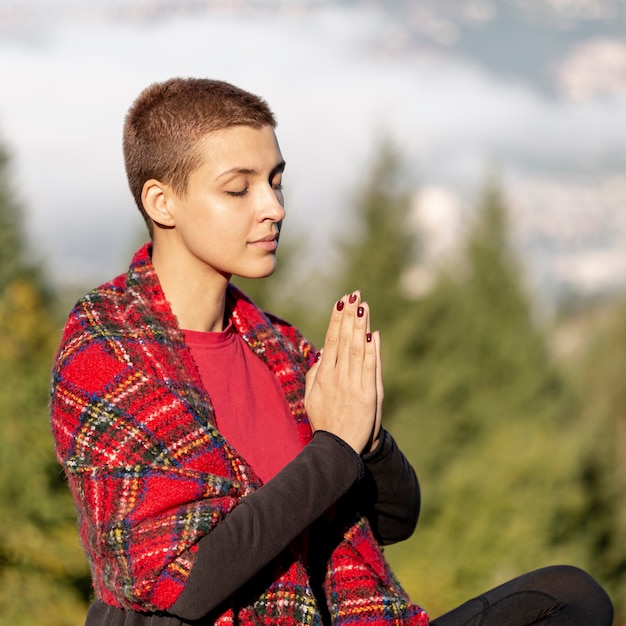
239;263;277;280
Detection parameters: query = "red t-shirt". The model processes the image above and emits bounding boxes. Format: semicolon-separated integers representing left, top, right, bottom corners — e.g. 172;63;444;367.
183;322;303;484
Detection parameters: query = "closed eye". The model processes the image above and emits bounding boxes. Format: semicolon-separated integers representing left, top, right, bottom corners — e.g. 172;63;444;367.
226;188;248;197
270;160;285;192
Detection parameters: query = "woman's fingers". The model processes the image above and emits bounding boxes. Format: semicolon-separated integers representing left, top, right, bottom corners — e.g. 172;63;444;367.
371;330;384;448
319;295;349;366
347;299;370;375
305;292;378;454
335;291;361;367
320;291;364;367
304;350;321;405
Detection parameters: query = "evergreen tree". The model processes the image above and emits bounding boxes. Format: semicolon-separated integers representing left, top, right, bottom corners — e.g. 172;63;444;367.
0;146;29;289
385;180;580;616
0;140;90;625
329;137;421;417
565;298;626;623
393;180;566;456
336;137;417;329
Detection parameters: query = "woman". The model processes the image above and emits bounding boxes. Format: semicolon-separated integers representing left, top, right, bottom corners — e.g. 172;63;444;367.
50;77;613;625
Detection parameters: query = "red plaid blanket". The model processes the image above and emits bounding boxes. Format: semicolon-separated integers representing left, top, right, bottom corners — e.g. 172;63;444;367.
50;244;428;624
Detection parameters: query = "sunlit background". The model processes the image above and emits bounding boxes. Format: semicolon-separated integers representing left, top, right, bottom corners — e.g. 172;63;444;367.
1;0;625;309
1;1;626;625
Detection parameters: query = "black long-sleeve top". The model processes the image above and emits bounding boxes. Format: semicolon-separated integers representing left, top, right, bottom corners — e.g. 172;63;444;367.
85;429;420;625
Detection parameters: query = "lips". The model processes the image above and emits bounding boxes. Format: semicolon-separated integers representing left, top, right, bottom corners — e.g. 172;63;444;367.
249;233;279;250
251;234;278;244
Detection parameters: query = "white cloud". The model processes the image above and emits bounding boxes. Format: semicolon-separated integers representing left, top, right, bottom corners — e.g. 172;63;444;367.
0;4;624;294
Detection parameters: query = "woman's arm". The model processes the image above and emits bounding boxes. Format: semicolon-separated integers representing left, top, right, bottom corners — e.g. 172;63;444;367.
170;431;362;620
361;429;420;545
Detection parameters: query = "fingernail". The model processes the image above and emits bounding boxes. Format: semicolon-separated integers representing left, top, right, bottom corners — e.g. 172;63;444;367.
348;293;357;304
357;306;364;318
366;332;372;342
315;351;322;362
336;300;345;311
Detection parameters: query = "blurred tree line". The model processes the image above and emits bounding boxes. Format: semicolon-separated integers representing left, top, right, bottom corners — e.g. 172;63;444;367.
1;133;625;625
0;144;91;624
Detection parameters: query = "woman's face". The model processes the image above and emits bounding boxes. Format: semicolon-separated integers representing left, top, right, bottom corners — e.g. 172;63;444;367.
156;124;286;284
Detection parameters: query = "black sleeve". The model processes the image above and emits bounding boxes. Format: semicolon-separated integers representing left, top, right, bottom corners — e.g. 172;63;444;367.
169;431;363;621
360;429;420;545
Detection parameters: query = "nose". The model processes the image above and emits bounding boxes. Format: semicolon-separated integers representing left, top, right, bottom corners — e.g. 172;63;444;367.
258;184;286;223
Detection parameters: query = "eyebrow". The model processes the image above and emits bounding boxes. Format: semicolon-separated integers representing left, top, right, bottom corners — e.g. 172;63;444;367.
216;160;286;181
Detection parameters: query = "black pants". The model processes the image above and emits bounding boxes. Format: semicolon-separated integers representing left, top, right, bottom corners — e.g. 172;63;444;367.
430;565;613;626
84;565;613;625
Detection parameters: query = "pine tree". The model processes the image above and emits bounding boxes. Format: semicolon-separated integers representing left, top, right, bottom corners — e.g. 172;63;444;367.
564;298;626;622
393;180;565;454
385;180;580;616
327;137;423;418
336;137;416;329
0;146;29;289
0;140;90;625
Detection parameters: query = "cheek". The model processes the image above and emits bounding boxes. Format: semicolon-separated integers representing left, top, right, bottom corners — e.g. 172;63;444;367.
180;196;252;245
203;217;250;249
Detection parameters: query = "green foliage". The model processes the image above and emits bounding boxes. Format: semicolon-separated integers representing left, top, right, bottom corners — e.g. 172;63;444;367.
330;138;422;417
336;137;417;329
0;145;25;291
562;299;626;618
0;140;90;625
395;183;564;444
384;179;589;618
320;148;592;614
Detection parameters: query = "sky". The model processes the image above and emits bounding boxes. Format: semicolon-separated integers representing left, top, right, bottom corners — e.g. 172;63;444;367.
1;0;625;304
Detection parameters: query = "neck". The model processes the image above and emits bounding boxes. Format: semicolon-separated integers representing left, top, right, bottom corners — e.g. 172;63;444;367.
151;240;230;333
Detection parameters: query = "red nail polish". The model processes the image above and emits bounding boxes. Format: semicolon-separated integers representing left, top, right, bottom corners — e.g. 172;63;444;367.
315;351;321;362
349;293;357;304
366;332;372;342
357;306;364;318
336;300;344;311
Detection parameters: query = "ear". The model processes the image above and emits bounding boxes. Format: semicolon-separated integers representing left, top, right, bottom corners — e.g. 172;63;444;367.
142;179;176;228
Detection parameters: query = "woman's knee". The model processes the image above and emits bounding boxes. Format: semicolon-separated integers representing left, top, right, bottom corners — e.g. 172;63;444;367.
533;565;613;624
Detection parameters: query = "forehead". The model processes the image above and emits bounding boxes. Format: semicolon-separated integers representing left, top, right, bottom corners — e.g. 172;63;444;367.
194;125;282;172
